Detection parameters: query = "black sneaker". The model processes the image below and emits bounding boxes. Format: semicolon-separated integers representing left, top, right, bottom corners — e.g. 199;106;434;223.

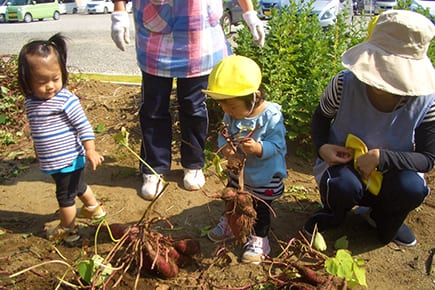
393;224;417;247
303;208;342;237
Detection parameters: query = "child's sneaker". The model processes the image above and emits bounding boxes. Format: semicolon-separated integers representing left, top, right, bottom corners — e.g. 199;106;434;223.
207;216;234;243
77;204;107;220
241;235;271;264
46;224;80;243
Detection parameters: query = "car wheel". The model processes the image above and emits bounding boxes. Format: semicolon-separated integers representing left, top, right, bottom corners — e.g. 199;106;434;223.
23;13;32;23
0;14;5;23
72;8;77;14
103;7;108;14
53;11;60;20
221;10;232;36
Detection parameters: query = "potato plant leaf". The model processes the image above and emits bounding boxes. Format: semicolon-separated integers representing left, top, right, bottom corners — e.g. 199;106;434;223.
334;235;349;250
325;249;367;288
77;254;113;286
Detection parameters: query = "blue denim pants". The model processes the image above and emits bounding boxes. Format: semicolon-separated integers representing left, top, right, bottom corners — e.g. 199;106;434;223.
319;164;429;243
139;72;209;174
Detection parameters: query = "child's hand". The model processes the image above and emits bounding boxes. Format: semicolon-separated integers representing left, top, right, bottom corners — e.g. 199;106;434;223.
240;138;262;157
86;150;104;170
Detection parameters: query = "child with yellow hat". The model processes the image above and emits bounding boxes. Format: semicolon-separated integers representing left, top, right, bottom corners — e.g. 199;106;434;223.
203;55;287;264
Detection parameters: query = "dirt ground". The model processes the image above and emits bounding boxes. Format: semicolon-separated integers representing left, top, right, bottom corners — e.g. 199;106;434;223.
0;80;434;289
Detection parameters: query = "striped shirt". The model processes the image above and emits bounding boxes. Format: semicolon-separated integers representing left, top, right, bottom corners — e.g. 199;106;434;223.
320;71;435;123
133;0;230;78
25;88;95;173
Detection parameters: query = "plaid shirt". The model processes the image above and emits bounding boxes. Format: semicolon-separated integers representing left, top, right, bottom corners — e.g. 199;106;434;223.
133;0;230;78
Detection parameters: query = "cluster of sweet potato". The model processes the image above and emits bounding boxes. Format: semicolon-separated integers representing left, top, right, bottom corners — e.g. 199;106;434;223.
103;223;200;280
216;187;257;244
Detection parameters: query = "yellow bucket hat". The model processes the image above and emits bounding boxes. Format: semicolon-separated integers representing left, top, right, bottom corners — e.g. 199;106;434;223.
202;55;262;100
345;134;383;196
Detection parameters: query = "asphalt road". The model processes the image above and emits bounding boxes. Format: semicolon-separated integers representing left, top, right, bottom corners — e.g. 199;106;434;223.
0;13;140;75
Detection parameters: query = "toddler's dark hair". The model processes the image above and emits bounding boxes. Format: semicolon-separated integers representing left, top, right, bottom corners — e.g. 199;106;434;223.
18;33;69;96
239;89;265;109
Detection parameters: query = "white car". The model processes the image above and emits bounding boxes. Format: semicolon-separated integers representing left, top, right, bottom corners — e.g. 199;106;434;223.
86;0;131;14
0;0;7;22
59;0;78;14
375;0;397;13
310;0;351;27
86;0;113;14
259;0;351;27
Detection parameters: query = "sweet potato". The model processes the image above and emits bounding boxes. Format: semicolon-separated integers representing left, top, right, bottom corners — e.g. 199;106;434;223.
220;187;238;200
167;246;190;267
291;262;326;286
142;240;179;279
171;239;201;256
102;223;140;241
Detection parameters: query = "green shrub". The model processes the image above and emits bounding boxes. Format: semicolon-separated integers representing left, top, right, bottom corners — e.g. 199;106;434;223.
233;3;366;147
232;3;435;149
0;55;26;148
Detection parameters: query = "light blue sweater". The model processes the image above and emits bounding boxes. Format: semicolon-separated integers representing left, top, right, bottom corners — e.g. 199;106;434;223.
218;101;287;187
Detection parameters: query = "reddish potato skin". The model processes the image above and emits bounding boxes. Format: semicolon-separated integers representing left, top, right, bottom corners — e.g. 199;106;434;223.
142;241;179;279
102;223;128;239
167;246;190;267
171;239;201;256
102;223;140;241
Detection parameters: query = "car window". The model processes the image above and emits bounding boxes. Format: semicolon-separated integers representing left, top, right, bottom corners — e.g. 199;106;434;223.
10;0;30;5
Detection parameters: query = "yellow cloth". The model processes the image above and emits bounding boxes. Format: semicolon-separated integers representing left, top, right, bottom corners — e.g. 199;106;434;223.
345;134;383;195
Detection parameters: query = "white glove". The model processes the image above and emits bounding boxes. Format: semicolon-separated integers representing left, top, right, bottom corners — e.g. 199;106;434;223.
111;11;130;51
242;11;265;47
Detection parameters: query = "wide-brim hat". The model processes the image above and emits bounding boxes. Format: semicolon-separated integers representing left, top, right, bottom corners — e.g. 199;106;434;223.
342;10;435;96
203;55;262;100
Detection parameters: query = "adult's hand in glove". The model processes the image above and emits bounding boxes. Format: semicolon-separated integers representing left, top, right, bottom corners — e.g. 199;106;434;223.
111;11;130;51
242;11;265;47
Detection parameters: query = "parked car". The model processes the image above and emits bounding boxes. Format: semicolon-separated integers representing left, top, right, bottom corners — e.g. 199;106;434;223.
59;0;77;14
86;0;112;14
309;0;351;27
5;0;60;22
259;0;289;19
411;0;435;21
0;0;8;22
352;0;364;14
375;0;397;13
86;0;130;14
259;0;351;27
221;0;243;35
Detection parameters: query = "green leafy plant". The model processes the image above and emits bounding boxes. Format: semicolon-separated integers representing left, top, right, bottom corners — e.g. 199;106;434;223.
0;55;26;148
325;249;367;288
113;127;167;195
233;3;365;146
77;254;114;287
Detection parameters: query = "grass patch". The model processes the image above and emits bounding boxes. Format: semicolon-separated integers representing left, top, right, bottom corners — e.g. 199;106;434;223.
72;73;141;85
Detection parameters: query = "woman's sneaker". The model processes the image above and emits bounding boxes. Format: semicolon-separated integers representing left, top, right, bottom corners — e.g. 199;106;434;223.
354;208;417;246
77;204;107;220
183;168;205;191
393;224;417;247
241;235;271;264
140;174;164;200
207;216;234;243
46;224;80;243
